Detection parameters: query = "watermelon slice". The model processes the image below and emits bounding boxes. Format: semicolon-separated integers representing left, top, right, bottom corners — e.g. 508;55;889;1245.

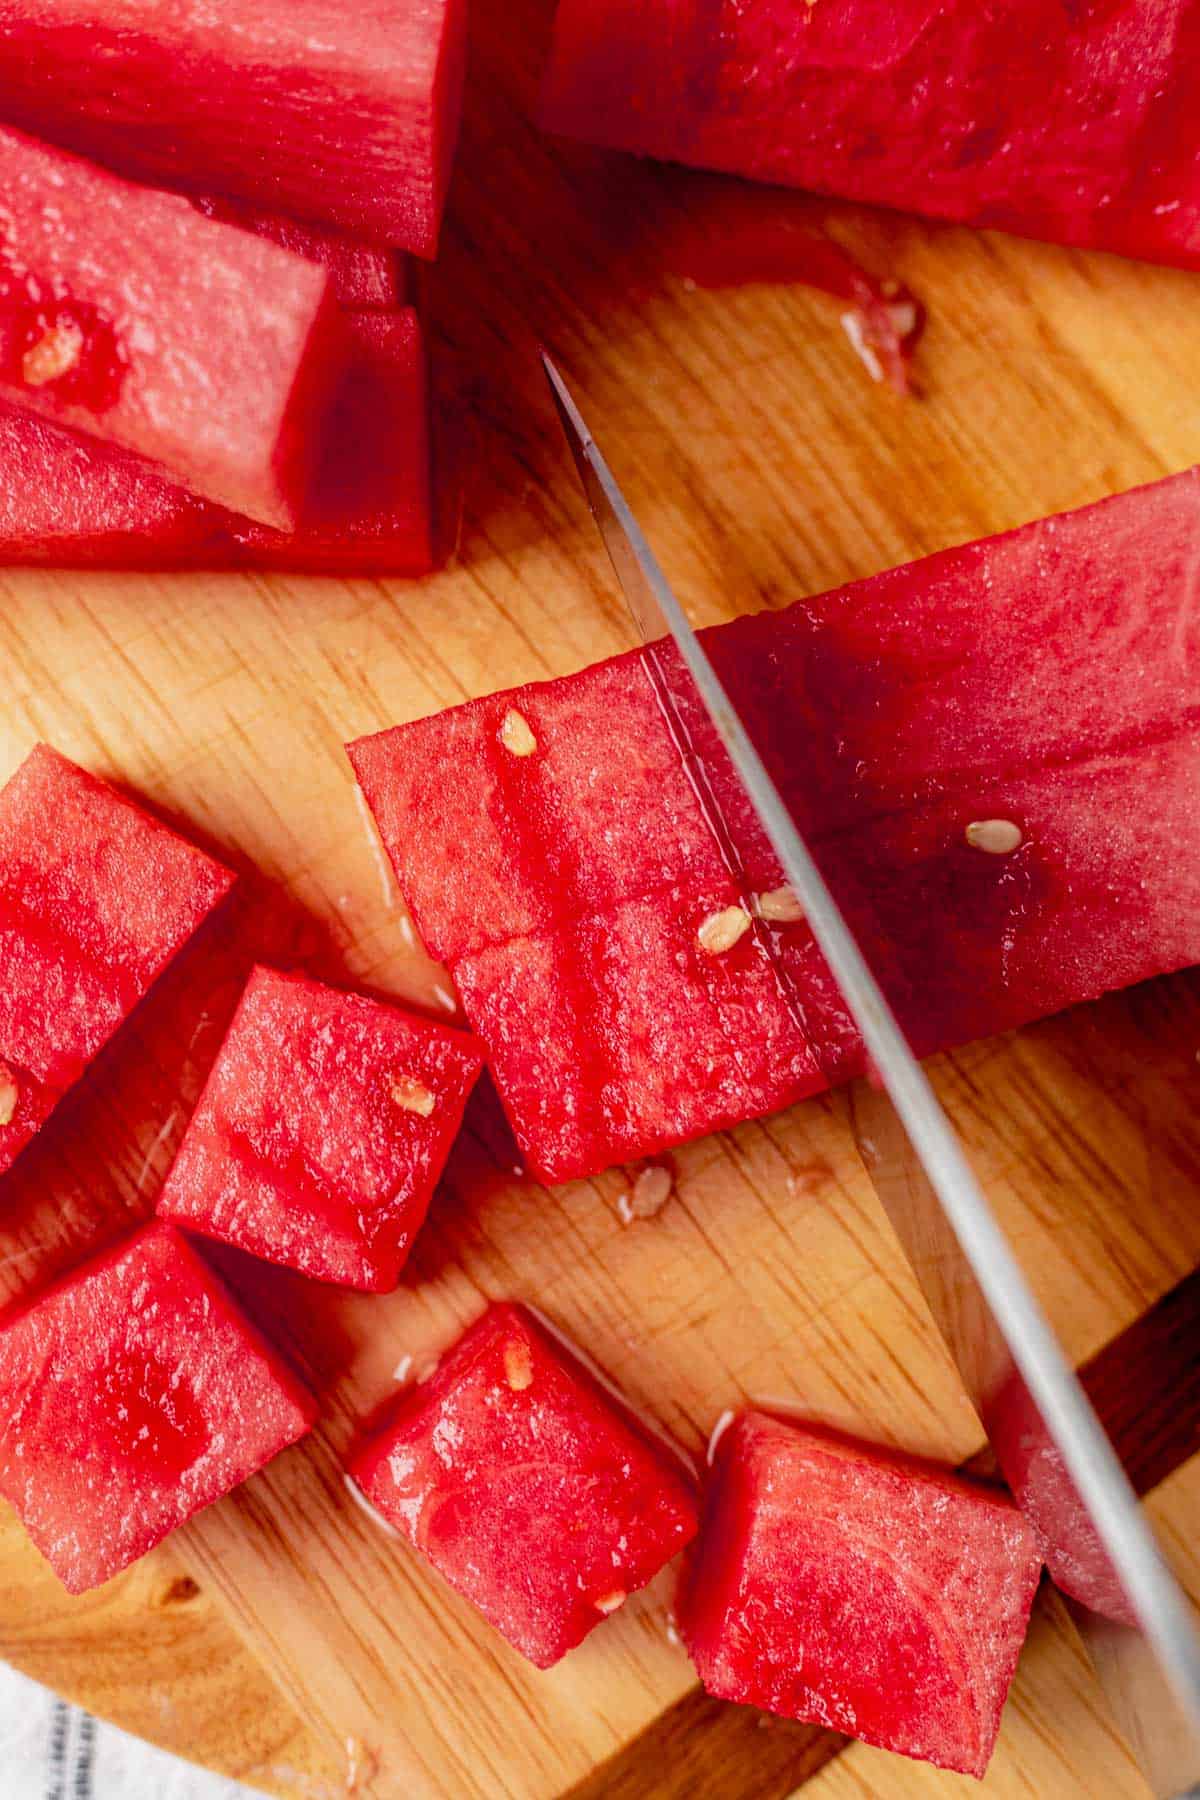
0;125;348;529
0;310;434;574
683;1413;1043;1777
349;1302;699;1666
0;745;235;1176
540;0;1200;270
157;966;484;1292
190;197;409;311
0;1221;315;1593
0;0;469;257
349;466;1200;1181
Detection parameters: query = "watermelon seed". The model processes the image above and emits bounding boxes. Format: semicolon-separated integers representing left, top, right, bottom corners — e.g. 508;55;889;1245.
389;1075;435;1116
629;1164;672;1219
500;708;538;757
594;1588;627;1614
697;905;752;954
0;1065;16;1126
504;1339;534;1390
965;819;1023;855
22;320;84;387
757;884;805;924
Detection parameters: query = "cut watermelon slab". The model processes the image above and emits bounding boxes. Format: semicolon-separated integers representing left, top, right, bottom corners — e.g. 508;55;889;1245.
350;467;1200;1182
0;126;348;529
0;1221;315;1593
0;0;468;257
541;0;1200;269
157;966;484;1292
683;1413;1043;1776
0;745;235;1176
190;197;408;311
349;1302;699;1666
0;310;434;574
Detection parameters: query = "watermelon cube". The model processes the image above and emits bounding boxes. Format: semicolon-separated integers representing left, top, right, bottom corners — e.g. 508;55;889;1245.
0;745;234;1176
0;310;434;574
349;467;1200;1182
190;197;408;311
349;1302;699;1665
0;126;348;529
683;1413;1043;1777
0;0;469;257
541;0;1200;271
157;966;484;1292
0;1221;315;1593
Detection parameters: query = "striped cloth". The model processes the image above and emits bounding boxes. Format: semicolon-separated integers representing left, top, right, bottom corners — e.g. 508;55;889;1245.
1;1662;257;1800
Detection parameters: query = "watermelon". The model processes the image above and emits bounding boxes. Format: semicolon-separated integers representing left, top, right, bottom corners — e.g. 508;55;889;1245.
0;125;348;529
349;467;1200;1181
0;745;235;1176
190;197;409;311
683;1413;1043;1777
349;1302;699;1666
157;966;484;1292
0;1220;315;1593
540;0;1200;270
0;310;434;573
0;0;469;257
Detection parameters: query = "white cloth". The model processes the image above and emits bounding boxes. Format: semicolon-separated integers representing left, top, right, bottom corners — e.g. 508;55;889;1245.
0;1660;258;1799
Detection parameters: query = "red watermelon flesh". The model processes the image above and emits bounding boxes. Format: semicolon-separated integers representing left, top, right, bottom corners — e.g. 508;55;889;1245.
0;125;348;529
349;1302;699;1667
683;1413;1042;1776
0;0;468;257
0;310;433;574
541;0;1200;271
0;1221;315;1593
190;196;408;311
157;966;484;1293
0;745;234;1174
350;468;1200;1182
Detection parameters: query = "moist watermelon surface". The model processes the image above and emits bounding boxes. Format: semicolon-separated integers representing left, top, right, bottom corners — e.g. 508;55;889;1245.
0;745;234;1175
350;1302;699;1666
0;1221;315;1593
683;1413;1043;1777
0;0;469;256
190;197;408;311
157;965;484;1292
349;466;1200;1182
0;126;348;529
0;310;434;573
540;0;1200;270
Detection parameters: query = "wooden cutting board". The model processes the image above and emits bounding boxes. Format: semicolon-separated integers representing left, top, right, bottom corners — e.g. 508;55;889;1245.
1;0;1199;1795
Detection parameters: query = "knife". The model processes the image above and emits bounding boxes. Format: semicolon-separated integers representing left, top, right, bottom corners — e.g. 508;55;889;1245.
542;351;1200;1796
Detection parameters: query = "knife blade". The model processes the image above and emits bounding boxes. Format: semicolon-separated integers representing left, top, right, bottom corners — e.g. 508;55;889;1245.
542;350;1200;1795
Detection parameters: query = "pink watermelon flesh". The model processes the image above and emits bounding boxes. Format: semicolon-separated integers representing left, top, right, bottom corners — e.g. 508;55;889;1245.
0;745;235;1175
349;466;1200;1182
0;125;348;529
0;310;434;573
190;196;408;310
0;0;468;257
0;1221;315;1593
157;965;484;1292
349;1302;699;1666
541;0;1200;270
684;1413;1043;1776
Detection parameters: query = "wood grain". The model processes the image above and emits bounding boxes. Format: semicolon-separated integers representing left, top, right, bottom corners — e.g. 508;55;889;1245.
0;0;1198;1791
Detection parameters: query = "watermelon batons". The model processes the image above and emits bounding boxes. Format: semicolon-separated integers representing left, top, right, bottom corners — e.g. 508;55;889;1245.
349;1303;698;1665
540;0;1200;271
0;1222;315;1593
191;197;409;311
0;746;235;1176
0;311;434;574
683;1413;1043;1777
0;126;348;529
350;466;1200;1182
0;0;468;257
